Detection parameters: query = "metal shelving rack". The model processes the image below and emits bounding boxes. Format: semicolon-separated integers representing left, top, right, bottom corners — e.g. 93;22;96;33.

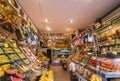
71;26;101;81
96;23;120;81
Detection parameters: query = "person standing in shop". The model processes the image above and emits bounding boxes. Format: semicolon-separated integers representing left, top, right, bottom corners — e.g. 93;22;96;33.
69;61;78;81
69;61;76;74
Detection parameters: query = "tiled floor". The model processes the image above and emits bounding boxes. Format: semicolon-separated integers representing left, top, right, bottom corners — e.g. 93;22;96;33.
51;66;70;81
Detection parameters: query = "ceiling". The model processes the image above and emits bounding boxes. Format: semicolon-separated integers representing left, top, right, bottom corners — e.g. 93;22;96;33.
17;0;120;33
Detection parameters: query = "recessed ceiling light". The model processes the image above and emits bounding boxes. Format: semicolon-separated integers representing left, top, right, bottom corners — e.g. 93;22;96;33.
45;18;49;22
56;37;58;39
66;28;70;31
49;37;52;39
46;26;52;31
70;19;74;23
61;37;63;39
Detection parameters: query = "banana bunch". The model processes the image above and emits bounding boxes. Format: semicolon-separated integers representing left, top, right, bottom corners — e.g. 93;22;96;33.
40;69;54;81
41;56;47;61
90;74;101;81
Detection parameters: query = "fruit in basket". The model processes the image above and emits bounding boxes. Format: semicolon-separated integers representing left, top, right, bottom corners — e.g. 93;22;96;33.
48;70;54;79
112;66;120;72
47;78;53;81
19;53;26;58
90;74;101;81
0;48;3;54
100;66;105;70
105;60;112;65
2;64;11;71
13;43;17;48
99;59;114;72
0;67;5;77
87;70;93;77
14;48;21;52
106;65;113;70
88;59;96;66
22;66;29;71
24;59;30;64
0;71;5;77
4;48;14;53
40;76;46;81
0;67;3;72
6;69;17;74
48;70;54;75
100;63;106;67
16;72;25;78
82;71;87;78
4;44;9;47
0;55;10;63
10;76;23;81
9;54;19;60
105;68;111;72
77;66;85;74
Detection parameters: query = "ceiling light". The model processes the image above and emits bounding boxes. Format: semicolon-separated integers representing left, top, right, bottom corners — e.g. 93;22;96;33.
49;37;52;39
46;26;52;31
70;19;74;23
66;28;70;31
45;18;49;22
56;37;58;39
61;37;63;39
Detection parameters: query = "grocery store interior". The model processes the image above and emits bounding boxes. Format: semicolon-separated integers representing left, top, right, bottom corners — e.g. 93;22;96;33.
0;0;120;81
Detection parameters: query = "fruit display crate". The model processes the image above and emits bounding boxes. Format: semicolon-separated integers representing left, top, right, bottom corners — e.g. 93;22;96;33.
12;47;29;65
73;60;120;81
73;61;97;81
0;42;31;67
72;60;97;74
20;47;36;63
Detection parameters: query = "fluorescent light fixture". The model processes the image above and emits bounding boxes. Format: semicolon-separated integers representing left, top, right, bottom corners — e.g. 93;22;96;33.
46;26;52;31
45;18;49;22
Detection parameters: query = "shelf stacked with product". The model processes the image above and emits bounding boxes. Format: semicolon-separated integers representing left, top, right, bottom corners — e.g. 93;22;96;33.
20;46;36;64
70;25;120;81
68;8;120;79
95;21;120;81
0;0;49;80
0;42;22;69
69;27;102;81
52;48;71;66
96;23;120;58
0;40;37;81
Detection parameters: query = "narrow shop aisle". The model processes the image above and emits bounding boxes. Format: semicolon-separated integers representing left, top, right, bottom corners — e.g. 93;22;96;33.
51;66;70;81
